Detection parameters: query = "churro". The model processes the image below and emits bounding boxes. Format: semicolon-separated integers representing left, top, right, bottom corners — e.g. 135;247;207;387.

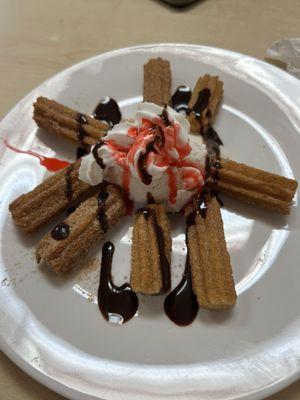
36;183;126;273
211;158;298;214
186;193;236;310
131;204;171;295
143;58;172;106
33;97;109;147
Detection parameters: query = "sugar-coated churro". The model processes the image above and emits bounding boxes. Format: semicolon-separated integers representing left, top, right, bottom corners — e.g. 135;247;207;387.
185;193;236;310
36;183;126;273
33;97;109;147
143;58;172;106
211;158;298;214
131;204;171;295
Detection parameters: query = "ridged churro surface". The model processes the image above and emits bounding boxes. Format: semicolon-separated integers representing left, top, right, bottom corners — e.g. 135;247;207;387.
143;58;172;106
186;196;236;310
33;97;108;146
131;204;171;295
213;158;298;214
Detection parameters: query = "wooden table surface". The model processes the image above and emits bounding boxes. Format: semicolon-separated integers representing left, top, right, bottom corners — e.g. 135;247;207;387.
0;0;299;398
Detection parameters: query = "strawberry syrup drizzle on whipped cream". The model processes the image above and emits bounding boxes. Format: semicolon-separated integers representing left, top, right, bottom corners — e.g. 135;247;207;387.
79;102;207;212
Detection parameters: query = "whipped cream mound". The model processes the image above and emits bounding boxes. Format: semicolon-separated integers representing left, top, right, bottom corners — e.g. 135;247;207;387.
79;102;207;212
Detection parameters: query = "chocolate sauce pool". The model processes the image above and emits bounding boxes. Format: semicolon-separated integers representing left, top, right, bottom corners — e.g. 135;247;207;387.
164;252;199;326
98;242;138;324
93;97;121;126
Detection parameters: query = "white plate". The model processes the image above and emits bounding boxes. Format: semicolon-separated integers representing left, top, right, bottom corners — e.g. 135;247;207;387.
0;44;300;400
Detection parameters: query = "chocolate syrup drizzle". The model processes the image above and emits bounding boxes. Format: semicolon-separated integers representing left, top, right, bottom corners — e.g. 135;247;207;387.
186;190;210;227
139;208;171;293
191;88;211;118
51;222;70;240
171;86;211;120
203;127;223;206
98;241;138;324
203;127;223;158
76;147;88;160
137;146;153;185
137;109;169;185
92;140;106;169
147;192;155;204
160;106;171;127
137;133;159;185
76;113;88;147
171;85;192;113
97;183;109;233
93;97;121;126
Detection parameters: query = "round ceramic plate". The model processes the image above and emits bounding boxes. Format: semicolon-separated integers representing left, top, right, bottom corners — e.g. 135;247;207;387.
0;44;300;400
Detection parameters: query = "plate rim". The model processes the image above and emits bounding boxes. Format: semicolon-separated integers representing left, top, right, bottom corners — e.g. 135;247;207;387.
0;42;300;400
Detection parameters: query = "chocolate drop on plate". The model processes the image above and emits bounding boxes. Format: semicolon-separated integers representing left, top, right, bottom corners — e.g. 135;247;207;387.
93;97;121;126
51;223;70;240
98;242;138;324
171;85;192;113
164;253;198;326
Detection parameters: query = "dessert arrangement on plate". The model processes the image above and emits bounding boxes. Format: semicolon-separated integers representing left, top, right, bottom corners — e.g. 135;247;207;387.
7;58;298;326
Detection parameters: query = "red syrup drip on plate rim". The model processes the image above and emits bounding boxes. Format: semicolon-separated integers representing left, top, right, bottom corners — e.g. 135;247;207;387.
3;139;70;172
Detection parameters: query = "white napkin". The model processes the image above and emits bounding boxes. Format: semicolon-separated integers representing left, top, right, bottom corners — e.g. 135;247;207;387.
265;38;300;78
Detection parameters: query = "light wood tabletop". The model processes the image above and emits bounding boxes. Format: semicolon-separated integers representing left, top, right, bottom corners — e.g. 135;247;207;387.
0;0;299;399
